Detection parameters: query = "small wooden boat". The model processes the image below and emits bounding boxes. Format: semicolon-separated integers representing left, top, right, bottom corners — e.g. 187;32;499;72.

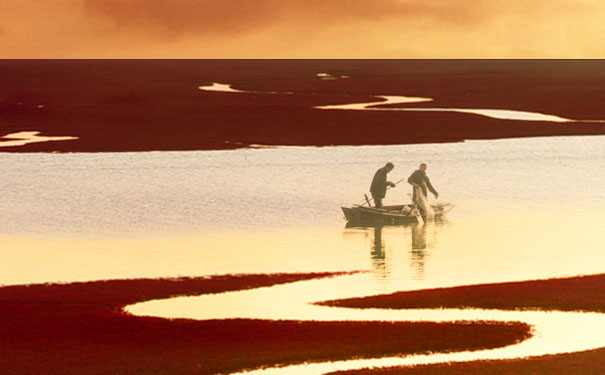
342;202;454;224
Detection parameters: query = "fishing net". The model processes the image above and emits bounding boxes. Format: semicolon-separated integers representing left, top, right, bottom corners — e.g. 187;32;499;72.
414;185;435;221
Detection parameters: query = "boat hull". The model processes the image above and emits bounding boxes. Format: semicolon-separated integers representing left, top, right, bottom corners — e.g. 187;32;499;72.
342;203;454;225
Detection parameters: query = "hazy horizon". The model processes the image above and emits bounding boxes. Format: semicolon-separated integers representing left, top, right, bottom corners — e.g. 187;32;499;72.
2;0;604;58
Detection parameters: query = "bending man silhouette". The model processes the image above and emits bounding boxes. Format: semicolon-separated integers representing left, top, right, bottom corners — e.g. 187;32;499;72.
408;163;438;201
408;163;438;219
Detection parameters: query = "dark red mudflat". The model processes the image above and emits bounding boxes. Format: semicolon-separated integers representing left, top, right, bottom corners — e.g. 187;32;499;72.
1;60;605;152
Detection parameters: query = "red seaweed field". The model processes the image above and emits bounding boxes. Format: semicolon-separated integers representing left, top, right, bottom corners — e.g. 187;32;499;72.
0;272;531;375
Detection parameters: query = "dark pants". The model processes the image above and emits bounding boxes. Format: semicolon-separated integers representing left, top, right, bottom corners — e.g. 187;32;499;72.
372;194;383;208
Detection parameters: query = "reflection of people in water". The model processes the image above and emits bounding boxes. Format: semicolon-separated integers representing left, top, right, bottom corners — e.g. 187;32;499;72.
354;221;443;281
366;223;435;280
370;162;396;209
411;224;427;250
371;225;387;278
410;224;429;279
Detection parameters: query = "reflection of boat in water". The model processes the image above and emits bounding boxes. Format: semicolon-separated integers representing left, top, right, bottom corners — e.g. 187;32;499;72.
342;202;454;225
344;222;442;280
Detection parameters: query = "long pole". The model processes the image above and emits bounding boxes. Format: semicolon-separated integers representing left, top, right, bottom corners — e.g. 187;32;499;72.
359;177;407;206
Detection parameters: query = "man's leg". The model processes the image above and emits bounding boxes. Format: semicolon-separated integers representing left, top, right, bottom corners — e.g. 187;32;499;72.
374;197;383;208
412;186;423;215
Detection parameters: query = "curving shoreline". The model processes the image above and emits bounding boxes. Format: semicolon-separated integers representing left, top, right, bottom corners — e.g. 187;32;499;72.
320;274;605;374
4;270;605;374
5;272;605;374
0;272;529;375
199;82;589;123
128;272;605;375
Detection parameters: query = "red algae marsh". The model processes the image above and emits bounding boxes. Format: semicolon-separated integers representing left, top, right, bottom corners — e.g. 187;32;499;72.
0;273;531;375
322;274;605;375
3;60;605;374
3;60;605;152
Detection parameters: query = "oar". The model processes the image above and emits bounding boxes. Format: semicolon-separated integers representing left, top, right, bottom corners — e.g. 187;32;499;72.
358;177;407;206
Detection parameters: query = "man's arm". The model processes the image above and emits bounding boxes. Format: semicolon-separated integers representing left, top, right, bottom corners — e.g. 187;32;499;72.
407;171;417;186
424;175;439;198
408;171;422;189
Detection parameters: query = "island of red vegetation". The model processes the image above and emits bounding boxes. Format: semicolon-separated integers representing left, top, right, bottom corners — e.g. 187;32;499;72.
2;60;605;152
0;272;530;375
319;273;605;312
323;273;605;375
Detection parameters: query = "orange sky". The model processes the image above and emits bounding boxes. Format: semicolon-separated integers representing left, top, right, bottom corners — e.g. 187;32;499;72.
1;0;603;58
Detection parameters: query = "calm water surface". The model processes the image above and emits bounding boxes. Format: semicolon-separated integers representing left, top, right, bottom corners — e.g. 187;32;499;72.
1;135;605;289
3;135;605;372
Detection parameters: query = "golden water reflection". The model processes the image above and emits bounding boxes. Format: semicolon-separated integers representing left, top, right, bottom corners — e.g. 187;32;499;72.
345;222;439;282
1;205;605;295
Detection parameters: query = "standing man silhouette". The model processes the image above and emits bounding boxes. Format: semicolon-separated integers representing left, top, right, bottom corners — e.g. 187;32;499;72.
370;162;395;208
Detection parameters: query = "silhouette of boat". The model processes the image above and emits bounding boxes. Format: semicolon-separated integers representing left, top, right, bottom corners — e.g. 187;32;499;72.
342;202;454;224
